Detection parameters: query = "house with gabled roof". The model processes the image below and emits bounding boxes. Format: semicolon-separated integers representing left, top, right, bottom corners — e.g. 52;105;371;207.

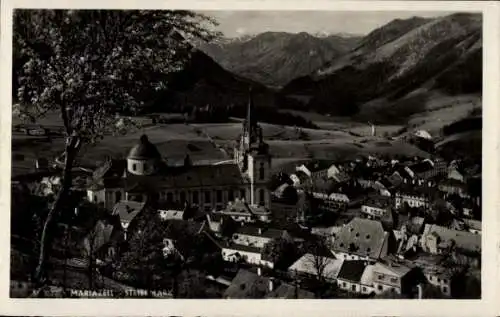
394;185;432;210
372;259;418;296
266;282;315;299
361;195;392;219
223;269;272;298
221;242;274;268
332;218;393;262
231;225;290;248
288;253;343;283
420;224;481;256
111;200;146;239
336;261;375;295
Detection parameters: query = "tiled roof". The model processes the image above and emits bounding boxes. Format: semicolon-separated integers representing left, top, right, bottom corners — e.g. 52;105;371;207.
363;196;392;209
396;185;433;197
373;261;412;278
112;200;146;224
92;159;247;191
223;269;271;298
409;161;434;174
288;254;343;280
337;260;369;283
266;283;315;299
304;160;334;173
234;225;285;240
332;218;388;259
92;159;126;181
222;200;271;216
221;242;261;254
422;224;481;253
127;163;247;189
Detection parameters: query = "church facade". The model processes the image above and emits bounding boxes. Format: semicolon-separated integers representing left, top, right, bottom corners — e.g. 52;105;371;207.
87;91;272;213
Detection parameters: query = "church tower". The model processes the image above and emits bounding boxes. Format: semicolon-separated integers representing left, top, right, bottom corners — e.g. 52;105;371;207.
234;87;272;208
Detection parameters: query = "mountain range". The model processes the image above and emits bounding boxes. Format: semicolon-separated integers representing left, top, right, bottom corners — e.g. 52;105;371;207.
161;13;481;127
281;13;482;122
200;31;362;87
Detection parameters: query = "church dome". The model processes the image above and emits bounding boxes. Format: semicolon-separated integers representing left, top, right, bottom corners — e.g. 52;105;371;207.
127;135;162;160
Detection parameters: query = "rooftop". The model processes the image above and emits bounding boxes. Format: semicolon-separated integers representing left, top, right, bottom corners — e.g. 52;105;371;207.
288;254;343;280
422;224;481;253
223;269;271;298
266;283;315;299
332;217;388;259
337;260;369;283
234;225;285;240
112;200;146;224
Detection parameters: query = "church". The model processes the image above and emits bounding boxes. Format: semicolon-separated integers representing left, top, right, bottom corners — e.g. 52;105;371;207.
87;91;273;214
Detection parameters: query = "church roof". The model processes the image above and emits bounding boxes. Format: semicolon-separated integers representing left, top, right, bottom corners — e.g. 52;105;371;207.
127;135;162;160
125;163;247;190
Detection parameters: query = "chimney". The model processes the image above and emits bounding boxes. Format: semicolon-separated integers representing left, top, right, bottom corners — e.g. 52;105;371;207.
257;267;262;276
268;277;274;292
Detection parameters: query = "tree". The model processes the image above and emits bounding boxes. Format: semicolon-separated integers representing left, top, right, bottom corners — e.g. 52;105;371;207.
302;236;334;287
14;9;220;283
117;209;171;295
262;237;299;270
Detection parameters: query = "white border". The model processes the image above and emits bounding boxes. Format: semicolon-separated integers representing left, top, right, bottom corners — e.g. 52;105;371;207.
1;1;499;316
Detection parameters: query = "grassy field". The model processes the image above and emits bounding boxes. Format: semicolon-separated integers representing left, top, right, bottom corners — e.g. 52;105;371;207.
12;105;449;177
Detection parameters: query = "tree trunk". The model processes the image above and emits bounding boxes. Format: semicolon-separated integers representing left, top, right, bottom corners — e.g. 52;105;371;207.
34;136;80;285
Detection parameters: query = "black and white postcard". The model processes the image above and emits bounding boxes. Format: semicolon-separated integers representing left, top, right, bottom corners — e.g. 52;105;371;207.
1;0;499;316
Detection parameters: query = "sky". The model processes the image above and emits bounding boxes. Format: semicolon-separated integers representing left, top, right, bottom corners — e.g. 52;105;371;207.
199;11;456;37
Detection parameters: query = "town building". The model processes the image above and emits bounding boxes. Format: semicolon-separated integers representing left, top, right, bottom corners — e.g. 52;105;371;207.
371;261;416;296
288;253;343;283
214;199;271;223
361;196;392;219
231;225;289;248
394;186;431;210
336;261;375;295
87;92;273;215
221;243;273;268
111;200;146;239
420;224;481;256
331;218;392;262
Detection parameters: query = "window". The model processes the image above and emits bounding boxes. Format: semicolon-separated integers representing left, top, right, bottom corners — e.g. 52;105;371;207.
259;189;265;205
259;162;265;180
94;195;97;202
229;190;234;202
240;189;246;199
132;163;137;171
167;192;173;202
390;277;398;283
362;287;366;292
366;234;371;239
351;285;356;291
192;191;199;204
342;282;347;287
205;191;211;203
144;163;148;171
180;191;186;203
378;274;385;280
217;190;223;203
378;285;383;291
437;278;441;283
115;191;122;203
443;286;448;293
443;279;448;284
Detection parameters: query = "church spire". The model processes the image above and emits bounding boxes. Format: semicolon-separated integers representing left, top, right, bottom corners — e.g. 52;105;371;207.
246;86;257;133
